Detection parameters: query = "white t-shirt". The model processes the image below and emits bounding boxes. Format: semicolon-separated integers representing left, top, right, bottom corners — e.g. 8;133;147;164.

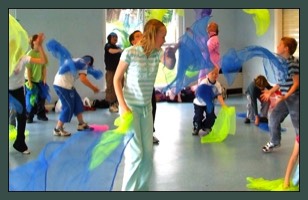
9;55;31;90
193;77;223;106
53;58;87;89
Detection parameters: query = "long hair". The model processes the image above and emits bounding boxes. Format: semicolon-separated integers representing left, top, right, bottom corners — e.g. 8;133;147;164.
140;19;165;57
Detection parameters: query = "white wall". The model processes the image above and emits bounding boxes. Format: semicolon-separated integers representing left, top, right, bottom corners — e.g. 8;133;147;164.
184;9;277;92
234;9;276;90
15;9;278;103
184;9;237;58
15;9;107;103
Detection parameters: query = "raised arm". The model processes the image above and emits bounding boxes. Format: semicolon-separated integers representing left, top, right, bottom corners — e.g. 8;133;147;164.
29;33;48;65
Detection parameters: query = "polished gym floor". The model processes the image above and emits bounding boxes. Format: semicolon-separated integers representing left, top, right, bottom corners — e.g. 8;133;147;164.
9;95;296;191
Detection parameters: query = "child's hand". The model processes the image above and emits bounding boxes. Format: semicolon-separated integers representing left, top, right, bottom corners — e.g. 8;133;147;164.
120;104;131;115
260;90;271;101
25;81;33;89
28;82;33;89
34;33;45;46
37;33;45;43
165;46;176;59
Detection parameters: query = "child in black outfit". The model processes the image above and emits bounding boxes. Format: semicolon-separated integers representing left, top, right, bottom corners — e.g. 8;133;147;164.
192;67;227;136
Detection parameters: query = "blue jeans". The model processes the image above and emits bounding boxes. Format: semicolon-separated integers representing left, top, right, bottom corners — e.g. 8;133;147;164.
246;94;270;120
269;91;299;145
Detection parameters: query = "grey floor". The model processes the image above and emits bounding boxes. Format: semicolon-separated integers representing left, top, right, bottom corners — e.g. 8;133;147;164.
9;95;296;191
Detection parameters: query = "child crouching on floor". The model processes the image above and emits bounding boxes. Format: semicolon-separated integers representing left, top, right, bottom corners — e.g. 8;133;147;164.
192;66;227;136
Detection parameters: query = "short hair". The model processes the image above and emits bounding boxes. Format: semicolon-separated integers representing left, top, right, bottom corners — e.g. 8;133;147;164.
82;55;94;66
281;37;298;55
107;32;117;43
207;22;219;35
30;34;38;49
254;75;270;89
129;30;141;46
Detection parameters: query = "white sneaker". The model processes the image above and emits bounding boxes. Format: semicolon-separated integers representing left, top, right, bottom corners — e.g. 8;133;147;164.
199;128;211;137
22;150;31;155
262;142;281;153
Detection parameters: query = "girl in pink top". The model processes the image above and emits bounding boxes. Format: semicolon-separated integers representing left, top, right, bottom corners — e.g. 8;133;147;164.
198;22;220;82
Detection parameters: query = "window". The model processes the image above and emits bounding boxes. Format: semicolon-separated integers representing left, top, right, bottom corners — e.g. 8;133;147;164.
106;9;144;48
105;9;182;87
105;9;181;48
282;9;299;57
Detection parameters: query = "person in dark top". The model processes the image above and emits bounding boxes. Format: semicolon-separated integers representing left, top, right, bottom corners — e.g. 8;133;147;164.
245;75;272;126
104;32;122;113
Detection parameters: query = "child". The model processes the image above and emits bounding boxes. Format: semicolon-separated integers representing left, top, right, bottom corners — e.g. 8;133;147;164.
24;34;49;123
261;37;299;152
198;21;220;82
190;21;222;93
114;19;175;191
129;30;159;144
192;66;227;136
245;75;272;125
53;55;100;136
9;32;48;154
128;30;142;46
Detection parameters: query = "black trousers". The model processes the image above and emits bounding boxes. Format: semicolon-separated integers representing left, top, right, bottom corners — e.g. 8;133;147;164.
193;103;216;130
9;87;28;152
152;88;156;132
